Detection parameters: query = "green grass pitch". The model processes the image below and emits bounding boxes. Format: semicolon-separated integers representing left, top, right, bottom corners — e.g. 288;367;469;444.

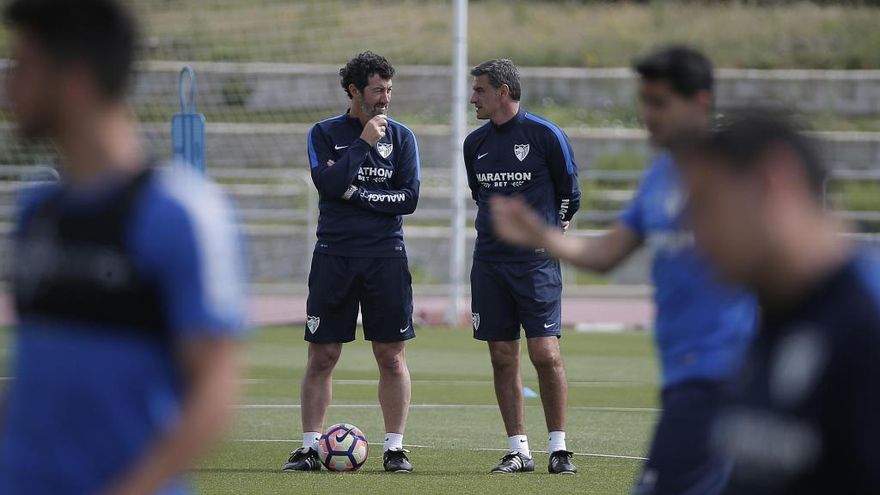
196;326;659;494
0;325;659;494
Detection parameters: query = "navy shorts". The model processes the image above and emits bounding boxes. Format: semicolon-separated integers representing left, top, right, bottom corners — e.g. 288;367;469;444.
305;253;414;344
470;258;562;341
633;380;733;495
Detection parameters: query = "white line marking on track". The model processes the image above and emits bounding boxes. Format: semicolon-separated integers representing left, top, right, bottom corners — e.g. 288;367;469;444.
231;439;647;461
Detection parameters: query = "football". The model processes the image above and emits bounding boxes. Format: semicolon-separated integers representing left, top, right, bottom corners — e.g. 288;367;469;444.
317;423;369;472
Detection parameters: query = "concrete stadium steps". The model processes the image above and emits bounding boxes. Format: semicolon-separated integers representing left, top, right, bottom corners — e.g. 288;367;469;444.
77;61;880;117
0;167;634;227
1;168;876;285
0;217;646;286
0;162;873;228
0;217;478;284
0;180;480;228
3;61;880;287
3;122;880;171
137;124;880;172
239;225;479;284
2;213;877;286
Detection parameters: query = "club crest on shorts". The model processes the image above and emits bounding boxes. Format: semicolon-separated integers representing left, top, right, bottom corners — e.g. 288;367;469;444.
377;142;393;159
514;144;530;162
307;315;320;334
472;312;480;331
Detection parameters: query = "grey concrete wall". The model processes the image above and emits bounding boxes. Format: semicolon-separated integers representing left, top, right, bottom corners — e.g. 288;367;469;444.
2;123;878;286
132;123;880;171
3;121;878;171
124;61;880;117
3;60;880;288
0;224;646;289
3;61;869;118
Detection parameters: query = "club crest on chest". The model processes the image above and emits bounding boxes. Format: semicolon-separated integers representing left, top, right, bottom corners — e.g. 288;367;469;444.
514;144;530;162
377;142;393;159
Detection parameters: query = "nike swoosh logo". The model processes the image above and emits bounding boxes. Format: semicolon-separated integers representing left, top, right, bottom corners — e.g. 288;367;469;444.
335;145;349;150
400;326;410;333
335;430;352;442
477;153;489;160
544;323;556;328
519;439;527;443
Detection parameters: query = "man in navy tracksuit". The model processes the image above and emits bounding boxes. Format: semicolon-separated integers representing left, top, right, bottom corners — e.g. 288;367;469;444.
681;113;880;495
464;59;581;474
283;52;420;473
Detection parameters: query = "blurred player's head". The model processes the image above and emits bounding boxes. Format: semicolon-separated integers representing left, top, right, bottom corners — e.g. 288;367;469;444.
470;59;521;121
340;51;394;119
679;112;830;286
634;46;713;148
4;0;137;139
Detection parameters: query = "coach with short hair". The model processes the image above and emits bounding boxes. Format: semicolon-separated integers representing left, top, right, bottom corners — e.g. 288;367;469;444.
465;58;581;475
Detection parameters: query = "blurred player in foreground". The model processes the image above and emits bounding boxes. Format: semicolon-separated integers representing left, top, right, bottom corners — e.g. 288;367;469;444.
0;0;247;493
465;59;581;474
679;113;880;495
283;51;420;473
490;47;756;493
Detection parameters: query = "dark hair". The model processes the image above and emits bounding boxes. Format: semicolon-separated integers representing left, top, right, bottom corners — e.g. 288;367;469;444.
470;59;521;101
4;0;138;100
339;51;395;99
634;45;713;99
694;111;827;200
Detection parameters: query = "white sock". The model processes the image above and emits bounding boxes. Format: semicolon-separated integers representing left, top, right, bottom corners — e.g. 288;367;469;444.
302;431;321;450
384;432;404;452
508;434;530;458
548;431;567;453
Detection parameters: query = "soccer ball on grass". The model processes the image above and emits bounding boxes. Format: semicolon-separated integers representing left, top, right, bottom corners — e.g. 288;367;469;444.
317;423;369;472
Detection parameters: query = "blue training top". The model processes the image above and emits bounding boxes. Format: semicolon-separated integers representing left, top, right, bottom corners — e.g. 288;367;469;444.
307;111;420;258
620;152;757;387
464;110;581;262
0;166;247;495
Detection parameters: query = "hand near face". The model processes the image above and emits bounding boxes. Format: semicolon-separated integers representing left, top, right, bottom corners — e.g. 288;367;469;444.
360;115;388;146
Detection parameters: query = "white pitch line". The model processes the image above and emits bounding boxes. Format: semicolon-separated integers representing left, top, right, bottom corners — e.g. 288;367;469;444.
332;379;650;387
0;378;652;388
467;446;648;461
231;438;647;461
236;439;438;451
235;403;660;413
241;378;653;387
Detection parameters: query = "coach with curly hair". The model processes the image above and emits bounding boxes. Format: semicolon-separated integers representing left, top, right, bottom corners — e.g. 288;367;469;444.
282;51;420;474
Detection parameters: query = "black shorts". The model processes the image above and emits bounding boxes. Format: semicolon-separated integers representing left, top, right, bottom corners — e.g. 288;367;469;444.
633;380;733;495
470;258;562;341
305;253;414;344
